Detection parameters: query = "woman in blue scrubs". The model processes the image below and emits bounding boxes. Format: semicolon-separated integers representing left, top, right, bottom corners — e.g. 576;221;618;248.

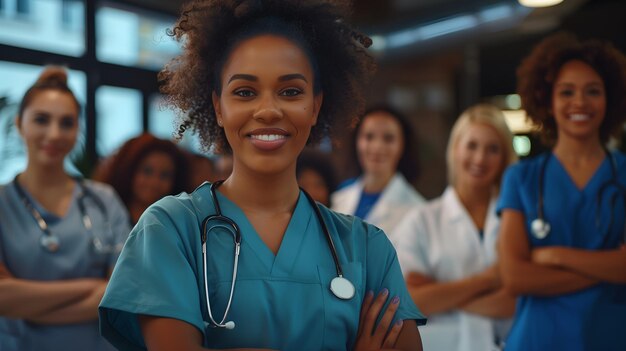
99;1;426;350
0;67;131;351
498;33;626;351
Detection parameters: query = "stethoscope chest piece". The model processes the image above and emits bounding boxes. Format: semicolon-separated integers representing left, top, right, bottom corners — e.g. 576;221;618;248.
40;234;60;252
531;218;550;239
330;276;355;300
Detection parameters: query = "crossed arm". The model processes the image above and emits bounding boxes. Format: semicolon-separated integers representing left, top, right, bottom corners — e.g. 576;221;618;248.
404;264;515;319
498;210;626;296
0;264;109;324
139;290;422;351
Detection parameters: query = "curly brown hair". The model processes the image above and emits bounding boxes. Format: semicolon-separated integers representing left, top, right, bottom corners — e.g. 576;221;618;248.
517;32;626;145
158;0;375;152
92;133;191;209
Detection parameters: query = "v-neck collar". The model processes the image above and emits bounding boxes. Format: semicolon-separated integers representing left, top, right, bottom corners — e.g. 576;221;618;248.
214;190;313;276
441;186;497;246
11;179;80;223
549;152;609;193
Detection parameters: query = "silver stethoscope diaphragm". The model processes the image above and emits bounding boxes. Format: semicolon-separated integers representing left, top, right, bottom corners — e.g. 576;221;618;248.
40;235;60;252
330;276;356;300
201;181;356;331
531;218;550;239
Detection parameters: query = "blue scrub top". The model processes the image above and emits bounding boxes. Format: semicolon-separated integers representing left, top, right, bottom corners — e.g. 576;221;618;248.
497;151;626;351
0;179;131;351
99;183;426;351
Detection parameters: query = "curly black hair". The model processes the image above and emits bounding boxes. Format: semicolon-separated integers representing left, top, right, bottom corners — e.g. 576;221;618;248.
517;32;626;145
159;0;375;153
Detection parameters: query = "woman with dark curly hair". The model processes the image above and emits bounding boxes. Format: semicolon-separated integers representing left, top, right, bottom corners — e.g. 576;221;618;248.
497;32;626;351
93;133;191;225
332;105;425;246
99;1;426;350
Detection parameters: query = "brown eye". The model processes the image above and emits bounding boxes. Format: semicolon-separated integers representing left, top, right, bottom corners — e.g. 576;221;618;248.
60;117;76;129
487;144;501;155
383;134;395;143
280;88;302;97
234;89;255;98
34;114;50;124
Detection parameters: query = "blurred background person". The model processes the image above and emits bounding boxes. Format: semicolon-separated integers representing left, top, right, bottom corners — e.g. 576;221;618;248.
187;152;216;189
213;153;233;181
296;148;337;207
394;104;517;351
498;32;626;351
0;66;130;351
92;132;190;225
332;105;425;245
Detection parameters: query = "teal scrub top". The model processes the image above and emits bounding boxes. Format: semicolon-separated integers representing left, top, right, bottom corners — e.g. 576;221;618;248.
99;183;426;350
0;180;131;351
497;152;626;351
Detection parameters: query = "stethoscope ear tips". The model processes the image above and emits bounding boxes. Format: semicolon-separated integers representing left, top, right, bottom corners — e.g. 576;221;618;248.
531;218;550;239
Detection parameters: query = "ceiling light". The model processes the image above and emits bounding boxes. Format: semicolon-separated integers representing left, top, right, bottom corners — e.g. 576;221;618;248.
518;0;564;8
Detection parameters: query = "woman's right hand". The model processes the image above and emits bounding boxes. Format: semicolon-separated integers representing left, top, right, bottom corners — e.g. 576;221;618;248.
353;289;404;351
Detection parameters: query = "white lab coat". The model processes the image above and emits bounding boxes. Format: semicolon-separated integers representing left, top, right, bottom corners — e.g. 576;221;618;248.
331;173;425;245
393;186;511;351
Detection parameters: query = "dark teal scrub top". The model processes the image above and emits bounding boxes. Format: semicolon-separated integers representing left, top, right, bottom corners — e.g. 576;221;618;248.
99;183;426;350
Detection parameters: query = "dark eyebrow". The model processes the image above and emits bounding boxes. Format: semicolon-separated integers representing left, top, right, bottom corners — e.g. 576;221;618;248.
228;74;258;84
279;74;308;83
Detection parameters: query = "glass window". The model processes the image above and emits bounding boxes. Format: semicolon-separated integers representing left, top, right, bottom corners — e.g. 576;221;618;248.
148;94;203;154
0;61;86;183
96;4;180;70
0;0;85;56
96;86;142;156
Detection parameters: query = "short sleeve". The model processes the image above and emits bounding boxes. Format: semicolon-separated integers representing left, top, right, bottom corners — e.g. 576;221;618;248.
99;202;204;351
365;225;427;326
496;164;524;216
393;208;431;277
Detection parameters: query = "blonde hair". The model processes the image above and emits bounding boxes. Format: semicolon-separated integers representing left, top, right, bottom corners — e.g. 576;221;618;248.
446;103;517;191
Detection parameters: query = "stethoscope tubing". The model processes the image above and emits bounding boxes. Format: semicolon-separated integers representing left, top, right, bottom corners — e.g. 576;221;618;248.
12;175;116;253
201;180;353;330
534;150;625;246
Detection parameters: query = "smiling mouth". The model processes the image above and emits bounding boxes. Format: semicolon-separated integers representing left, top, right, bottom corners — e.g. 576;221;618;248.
249;134;287;142
569;113;591;121
247;129;290;151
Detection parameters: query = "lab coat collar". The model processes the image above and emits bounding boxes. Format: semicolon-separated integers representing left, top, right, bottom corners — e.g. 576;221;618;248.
366;173;413;221
441;186;499;242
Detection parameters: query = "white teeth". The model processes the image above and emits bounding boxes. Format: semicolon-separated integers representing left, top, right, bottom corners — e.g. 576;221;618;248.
250;134;286;141
570;114;590;121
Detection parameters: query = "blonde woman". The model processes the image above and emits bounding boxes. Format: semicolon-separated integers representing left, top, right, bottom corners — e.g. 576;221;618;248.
394;104;517;351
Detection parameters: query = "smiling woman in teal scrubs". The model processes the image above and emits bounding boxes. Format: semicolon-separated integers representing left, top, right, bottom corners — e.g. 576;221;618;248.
498;33;626;351
98;1;426;350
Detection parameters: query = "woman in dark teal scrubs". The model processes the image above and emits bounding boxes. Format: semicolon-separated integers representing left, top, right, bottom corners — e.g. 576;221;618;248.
99;1;426;350
498;32;626;351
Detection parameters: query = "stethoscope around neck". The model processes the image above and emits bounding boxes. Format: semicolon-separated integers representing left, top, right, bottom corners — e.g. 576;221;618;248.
200;180;355;330
531;150;626;246
12;175;120;254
